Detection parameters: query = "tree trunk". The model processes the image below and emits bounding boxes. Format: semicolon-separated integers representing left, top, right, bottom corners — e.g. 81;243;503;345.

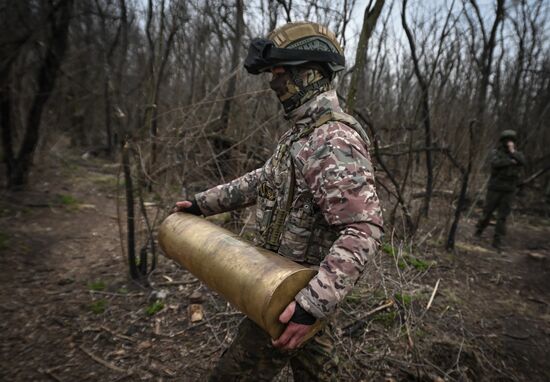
4;0;73;189
145;0;180;181
446;121;475;251
346;0;385;112
219;0;244;133
0;76;15;182
470;0;506;121
402;0;433;217
122;142;139;280
215;0;244;178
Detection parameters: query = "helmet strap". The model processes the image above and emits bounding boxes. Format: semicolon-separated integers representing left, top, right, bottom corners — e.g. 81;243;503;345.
281;68;331;113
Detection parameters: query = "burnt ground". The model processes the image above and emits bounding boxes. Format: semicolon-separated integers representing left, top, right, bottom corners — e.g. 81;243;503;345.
0;151;549;382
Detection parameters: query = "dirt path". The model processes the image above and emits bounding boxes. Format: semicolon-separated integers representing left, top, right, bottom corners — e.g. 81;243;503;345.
431;219;550;381
0;155;131;380
0;154;249;382
0;154;549;381
443;220;550;381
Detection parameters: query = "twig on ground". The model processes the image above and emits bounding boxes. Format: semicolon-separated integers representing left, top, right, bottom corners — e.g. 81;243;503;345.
79;345;131;374
342;299;395;333
426;278;441;311
38;367;63;382
100;325;137;342
88;290;144;297
155;280;199;287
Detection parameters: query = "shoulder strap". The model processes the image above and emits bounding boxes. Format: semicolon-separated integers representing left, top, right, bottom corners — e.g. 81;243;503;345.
296;111;371;146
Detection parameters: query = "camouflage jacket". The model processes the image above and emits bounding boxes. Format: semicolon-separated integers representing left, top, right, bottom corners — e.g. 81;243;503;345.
195;90;383;319
488;147;526;192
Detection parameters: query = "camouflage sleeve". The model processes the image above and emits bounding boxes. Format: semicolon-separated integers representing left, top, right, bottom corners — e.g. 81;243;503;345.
295;223;382;319
194;168;261;216
293;122;384;318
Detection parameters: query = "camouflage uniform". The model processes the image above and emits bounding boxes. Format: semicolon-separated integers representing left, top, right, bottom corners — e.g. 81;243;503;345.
476;146;525;247
209;318;338;382
195;89;383;380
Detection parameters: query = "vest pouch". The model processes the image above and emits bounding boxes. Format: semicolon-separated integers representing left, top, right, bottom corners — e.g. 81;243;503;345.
278;194;316;262
279;212;316;262
257;196;277;238
304;224;338;265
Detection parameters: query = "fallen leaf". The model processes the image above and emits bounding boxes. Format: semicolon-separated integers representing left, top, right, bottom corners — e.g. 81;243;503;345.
137;341;152;350
110;348;126;357
188;304;203;322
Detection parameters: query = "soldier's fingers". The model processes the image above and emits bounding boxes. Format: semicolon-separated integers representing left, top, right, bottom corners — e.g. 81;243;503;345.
272;326;293;348
283;336;298;350
176;201;192;208
278;301;295;324
283;326;309;350
285;335;301;350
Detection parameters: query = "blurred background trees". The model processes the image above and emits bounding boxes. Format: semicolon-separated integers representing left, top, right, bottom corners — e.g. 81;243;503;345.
1;0;549;246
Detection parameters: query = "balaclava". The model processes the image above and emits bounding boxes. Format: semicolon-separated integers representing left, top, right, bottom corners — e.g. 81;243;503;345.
269;66;331;114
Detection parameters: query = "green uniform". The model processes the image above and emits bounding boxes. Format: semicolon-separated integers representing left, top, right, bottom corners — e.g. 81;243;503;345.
476;146;525;247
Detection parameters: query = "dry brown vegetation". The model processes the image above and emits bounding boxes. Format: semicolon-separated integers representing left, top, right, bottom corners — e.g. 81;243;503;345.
1;0;550;381
0;151;548;381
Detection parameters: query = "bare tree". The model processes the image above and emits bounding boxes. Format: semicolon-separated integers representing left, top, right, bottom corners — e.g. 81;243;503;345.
464;0;506;122
401;0;457;218
1;0;548;251
276;0;292;22
346;0;385;112
219;0;244;133
144;0;185;176
1;0;73;189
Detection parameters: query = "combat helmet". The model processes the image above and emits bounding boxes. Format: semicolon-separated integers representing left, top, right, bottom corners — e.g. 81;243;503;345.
244;22;345;79
500;130;517;141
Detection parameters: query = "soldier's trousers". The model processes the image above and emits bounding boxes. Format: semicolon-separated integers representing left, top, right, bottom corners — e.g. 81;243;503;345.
476;190;515;243
208;318;338;381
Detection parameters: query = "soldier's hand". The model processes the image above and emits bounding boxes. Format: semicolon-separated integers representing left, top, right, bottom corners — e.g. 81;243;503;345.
272;301;312;350
172;199;202;215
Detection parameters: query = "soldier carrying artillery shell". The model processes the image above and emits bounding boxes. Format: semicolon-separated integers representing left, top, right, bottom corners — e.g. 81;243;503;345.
173;22;383;381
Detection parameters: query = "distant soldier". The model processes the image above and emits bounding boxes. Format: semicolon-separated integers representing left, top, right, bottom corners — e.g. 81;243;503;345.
475;130;526;250
173;22;383;381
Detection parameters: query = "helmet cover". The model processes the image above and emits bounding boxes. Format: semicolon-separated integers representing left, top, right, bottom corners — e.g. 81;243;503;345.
245;22;345;76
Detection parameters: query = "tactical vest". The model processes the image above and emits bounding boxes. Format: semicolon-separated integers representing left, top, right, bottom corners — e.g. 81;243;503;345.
255;111;370;265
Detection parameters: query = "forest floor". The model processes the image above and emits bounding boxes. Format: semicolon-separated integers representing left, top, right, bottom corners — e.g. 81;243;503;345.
0;150;549;382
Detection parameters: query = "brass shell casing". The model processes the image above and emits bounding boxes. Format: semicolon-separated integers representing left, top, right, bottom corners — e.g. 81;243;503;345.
158;213;318;339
